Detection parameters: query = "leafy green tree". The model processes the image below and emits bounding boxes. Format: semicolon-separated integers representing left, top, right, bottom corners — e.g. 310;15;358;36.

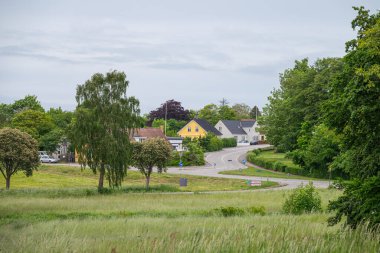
131;137;172;189
328;176;380;229
0;104;12;128
291;124;343;178
47;107;73;131
0;128;39;189
11;95;44;113
231;103;251;119
198;104;219;125
39;128;64;153
184;141;205;165
218;105;237;121
70;70;141;190
152;118;187;137
326;7;380;228
249;105;262;120
11;109;54;141
260;58;342;152
0;95;44;128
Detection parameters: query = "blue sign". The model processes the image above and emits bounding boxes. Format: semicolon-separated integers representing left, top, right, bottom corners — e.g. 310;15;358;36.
179;162;183;167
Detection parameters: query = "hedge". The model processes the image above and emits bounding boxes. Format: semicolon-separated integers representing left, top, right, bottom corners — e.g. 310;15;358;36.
247;150;307;177
222;138;237;148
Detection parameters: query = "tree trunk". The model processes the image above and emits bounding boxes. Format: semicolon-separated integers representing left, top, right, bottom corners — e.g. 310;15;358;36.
98;165;105;190
146;174;151;190
5;176;10;190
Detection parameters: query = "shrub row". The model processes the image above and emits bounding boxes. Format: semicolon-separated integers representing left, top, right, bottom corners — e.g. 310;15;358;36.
247;150;308;177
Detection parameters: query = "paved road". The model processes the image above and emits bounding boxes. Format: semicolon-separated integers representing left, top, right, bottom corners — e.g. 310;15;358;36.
167;144;330;190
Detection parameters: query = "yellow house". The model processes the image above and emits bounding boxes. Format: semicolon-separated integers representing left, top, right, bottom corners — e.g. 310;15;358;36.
178;118;222;139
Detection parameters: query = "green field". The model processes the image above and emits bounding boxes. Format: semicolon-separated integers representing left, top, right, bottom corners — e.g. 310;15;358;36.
0;165;277;192
1;189;379;252
220;166;326;180
0;165;378;252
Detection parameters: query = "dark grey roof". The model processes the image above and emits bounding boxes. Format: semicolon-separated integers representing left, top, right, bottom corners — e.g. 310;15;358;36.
240;120;256;128
221;120;247;135
194;118;222;136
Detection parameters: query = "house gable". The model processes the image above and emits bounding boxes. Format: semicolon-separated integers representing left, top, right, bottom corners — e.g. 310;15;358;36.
177;120;208;139
178;119;221;139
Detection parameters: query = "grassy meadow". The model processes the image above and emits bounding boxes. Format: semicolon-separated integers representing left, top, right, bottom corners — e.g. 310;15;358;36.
1;189;379;252
0;165;378;252
0;164;277;192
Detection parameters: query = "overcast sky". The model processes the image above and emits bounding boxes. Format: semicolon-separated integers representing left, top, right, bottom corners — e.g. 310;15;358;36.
0;0;378;114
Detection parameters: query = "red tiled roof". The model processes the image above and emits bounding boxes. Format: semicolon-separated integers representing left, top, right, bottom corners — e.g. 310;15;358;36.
133;127;166;139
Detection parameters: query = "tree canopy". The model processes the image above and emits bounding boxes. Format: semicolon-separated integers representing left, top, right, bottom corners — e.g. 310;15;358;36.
231;103;251;119
148;99;190;125
0;128;39;189
326;7;380;229
131;137;172;189
260;6;380;229
70;70;141;190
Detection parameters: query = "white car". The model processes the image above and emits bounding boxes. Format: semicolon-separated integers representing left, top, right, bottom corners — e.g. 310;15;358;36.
40;155;58;163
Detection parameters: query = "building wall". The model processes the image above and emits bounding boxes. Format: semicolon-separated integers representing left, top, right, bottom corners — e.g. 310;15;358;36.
178;120;207;139
243;123;261;142
215;121;247;142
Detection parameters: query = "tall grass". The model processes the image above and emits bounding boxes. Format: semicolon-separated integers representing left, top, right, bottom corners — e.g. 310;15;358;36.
1;215;379;252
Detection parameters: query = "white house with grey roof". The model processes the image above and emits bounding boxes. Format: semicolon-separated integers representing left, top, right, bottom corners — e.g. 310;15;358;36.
215;119;265;143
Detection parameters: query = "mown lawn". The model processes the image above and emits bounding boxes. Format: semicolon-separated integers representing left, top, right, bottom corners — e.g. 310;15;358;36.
254;150;299;167
1;189;379;252
0;164;277;192
220;166;328;180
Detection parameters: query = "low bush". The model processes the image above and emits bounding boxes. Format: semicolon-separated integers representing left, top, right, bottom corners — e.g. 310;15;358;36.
246;206;266;215
222;138;237;148
213;206;266;217
216;206;245;217
282;183;322;215
167;142;205;167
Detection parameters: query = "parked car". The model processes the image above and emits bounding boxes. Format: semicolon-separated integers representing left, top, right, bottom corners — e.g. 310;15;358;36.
250;141;259;145
40;155;58;163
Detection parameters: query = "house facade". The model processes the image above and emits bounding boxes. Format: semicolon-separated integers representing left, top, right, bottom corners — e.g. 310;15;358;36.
215;119;265;143
178;118;222;139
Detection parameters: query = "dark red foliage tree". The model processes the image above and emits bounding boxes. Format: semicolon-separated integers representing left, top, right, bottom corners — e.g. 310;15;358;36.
148;99;190;125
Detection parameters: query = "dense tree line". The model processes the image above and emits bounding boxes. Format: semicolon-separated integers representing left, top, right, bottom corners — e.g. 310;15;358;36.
260;7;380;228
0;95;73;153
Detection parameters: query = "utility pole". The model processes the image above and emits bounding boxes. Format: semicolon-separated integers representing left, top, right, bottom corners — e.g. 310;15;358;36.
164;101;167;136
219;98;229;107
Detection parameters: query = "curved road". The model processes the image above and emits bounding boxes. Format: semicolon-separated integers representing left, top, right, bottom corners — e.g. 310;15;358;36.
167;145;330;190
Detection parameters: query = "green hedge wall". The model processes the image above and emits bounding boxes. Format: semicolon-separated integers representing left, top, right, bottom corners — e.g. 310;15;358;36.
247;149;308;177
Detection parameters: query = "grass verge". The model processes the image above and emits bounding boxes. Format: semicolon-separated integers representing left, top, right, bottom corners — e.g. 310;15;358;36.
220;166;328;180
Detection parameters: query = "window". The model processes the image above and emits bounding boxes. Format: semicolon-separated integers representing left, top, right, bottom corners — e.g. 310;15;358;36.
195;127;199;132
219;126;222;131
188;127;191;132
